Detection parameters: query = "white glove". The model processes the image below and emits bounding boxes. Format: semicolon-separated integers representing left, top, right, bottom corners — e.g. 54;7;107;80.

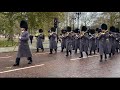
19;37;21;39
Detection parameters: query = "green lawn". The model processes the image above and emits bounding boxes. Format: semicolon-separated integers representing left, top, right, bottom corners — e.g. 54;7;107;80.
0;40;17;47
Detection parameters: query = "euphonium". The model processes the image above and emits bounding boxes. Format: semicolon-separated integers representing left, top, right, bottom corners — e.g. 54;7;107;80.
80;31;85;37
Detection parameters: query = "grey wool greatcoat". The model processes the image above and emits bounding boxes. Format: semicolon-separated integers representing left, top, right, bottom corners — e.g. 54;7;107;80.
79;32;89;52
89;34;96;51
98;32;110;55
115;33;120;50
74;33;80;50
96;36;99;50
66;32;73;51
17;31;32;58
109;32;116;54
61;34;66;49
72;34;75;50
36;33;44;49
48;32;57;49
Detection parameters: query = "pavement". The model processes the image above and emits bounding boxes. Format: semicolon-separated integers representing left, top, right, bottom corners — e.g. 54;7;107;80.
0;37;61;53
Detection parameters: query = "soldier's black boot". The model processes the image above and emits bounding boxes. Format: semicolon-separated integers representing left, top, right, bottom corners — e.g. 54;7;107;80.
75;49;77;54
66;50;69;56
41;48;44;52
49;49;53;54
27;57;32;64
61;48;64;52
97;48;99;53
69;50;72;55
112;52;115;56
36;48;39;52
94;50;96;55
86;52;88;57
100;55;103;62
79;52;83;58
55;49;57;53
13;57;20;66
109;53;111;58
89;50;92;55
116;48;119;53
105;54;107;61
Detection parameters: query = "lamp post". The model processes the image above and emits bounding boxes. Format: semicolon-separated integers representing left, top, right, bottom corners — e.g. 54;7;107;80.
76;12;81;29
25;15;29;32
72;17;76;30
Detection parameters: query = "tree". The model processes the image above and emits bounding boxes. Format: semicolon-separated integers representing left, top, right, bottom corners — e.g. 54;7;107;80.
80;12;98;26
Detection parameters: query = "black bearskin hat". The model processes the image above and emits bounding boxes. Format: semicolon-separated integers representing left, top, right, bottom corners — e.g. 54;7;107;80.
89;29;95;34
61;29;67;34
81;26;87;31
115;28;120;33
51;27;56;32
110;26;115;32
74;28;79;33
101;23;107;30
20;20;28;30
66;26;71;32
98;29;102;33
39;29;43;33
96;28;99;32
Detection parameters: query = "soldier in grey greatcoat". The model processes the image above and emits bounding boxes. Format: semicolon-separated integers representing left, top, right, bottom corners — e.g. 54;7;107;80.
59;29;67;52
98;23;109;62
74;28;80;53
13;20;32;66
71;31;75;50
65;26;73;56
115;28;120;53
95;28;101;53
48;27;58;54
89;29;96;55
79;26;89;58
36;29;45;52
108;26;116;57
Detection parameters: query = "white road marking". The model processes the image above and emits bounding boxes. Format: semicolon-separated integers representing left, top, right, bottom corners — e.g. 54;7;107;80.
9;60;14;61
6;67;12;69
0;56;12;59
0;64;44;74
70;55;99;61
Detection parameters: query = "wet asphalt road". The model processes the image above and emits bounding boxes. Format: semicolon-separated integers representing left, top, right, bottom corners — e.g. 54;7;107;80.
0;49;120;78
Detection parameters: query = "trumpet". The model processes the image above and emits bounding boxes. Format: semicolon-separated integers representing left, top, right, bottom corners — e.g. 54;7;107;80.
80;31;86;37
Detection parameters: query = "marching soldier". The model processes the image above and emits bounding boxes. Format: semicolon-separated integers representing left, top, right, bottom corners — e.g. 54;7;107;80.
109;26;116;57
36;29;45;52
65;26;73;56
59;29;67;52
115;28;120;53
89;29;96;55
95;28;102;53
13;20;32;66
79;26;89;58
48;27;58;54
98;23;109;62
74;28;80;53
71;30;75;50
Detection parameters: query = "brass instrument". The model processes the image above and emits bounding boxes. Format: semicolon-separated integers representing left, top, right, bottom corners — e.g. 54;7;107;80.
80;31;86;37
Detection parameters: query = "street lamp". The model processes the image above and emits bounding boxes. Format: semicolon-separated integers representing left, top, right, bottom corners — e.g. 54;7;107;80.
25;15;28;22
76;12;81;29
25;15;30;33
72;17;76;30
